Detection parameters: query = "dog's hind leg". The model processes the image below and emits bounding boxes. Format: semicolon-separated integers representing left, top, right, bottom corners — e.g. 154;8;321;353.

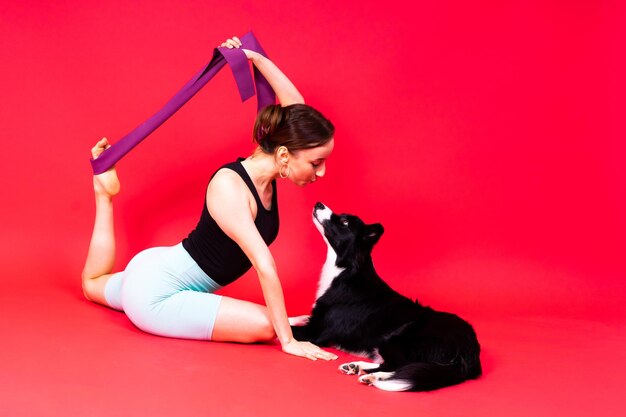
359;371;414;391
339;361;380;375
358;371;413;392
288;315;310;326
359;372;393;384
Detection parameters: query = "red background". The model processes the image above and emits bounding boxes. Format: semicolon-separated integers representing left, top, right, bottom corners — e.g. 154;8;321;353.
2;0;624;321
1;1;625;416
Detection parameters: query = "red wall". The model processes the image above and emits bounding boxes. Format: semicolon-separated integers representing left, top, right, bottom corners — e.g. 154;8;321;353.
1;1;624;322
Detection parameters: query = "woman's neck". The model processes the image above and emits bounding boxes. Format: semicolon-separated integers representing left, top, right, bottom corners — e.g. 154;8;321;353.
241;148;279;190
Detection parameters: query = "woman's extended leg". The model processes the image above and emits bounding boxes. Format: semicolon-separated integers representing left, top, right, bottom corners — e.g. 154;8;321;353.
211;298;312;343
211;297;277;343
82;138;121;307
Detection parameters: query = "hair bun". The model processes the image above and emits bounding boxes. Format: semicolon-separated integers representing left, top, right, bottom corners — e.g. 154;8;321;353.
253;105;284;151
252;103;334;154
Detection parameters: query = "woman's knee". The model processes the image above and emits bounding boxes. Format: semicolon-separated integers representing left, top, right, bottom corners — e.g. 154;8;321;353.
256;318;277;342
244;305;276;342
212;298;277;343
81;273;97;301
233;313;275;343
81;273;113;307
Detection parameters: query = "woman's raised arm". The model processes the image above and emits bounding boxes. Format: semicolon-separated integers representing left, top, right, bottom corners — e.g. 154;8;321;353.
220;37;305;106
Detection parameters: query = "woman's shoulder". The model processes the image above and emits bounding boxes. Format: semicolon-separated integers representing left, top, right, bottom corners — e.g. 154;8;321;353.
206;167;257;220
209;158;244;178
209;167;246;191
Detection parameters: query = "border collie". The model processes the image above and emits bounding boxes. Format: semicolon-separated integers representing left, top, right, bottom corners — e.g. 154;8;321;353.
291;202;482;392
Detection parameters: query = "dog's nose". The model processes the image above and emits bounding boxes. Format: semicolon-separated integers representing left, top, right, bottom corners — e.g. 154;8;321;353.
315;202;325;210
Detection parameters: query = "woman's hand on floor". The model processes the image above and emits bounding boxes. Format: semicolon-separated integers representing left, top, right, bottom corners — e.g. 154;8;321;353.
282;339;338;361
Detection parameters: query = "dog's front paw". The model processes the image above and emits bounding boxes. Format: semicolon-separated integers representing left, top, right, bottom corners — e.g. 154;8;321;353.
339;362;360;375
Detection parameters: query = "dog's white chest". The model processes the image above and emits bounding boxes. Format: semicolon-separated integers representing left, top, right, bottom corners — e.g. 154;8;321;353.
315;247;344;302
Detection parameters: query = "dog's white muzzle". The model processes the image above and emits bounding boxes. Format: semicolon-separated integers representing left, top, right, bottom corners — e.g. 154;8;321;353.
313;202;333;234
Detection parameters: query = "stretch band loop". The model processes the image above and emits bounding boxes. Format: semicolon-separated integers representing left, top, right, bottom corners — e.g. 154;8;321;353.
90;31;275;175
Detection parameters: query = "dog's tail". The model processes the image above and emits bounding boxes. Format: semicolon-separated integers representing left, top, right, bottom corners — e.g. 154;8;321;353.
372;362;479;392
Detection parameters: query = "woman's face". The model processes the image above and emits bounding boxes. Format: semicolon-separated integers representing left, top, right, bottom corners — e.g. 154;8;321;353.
288;138;335;187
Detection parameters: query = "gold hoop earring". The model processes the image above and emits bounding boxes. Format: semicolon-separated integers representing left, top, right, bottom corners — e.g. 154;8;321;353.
279;164;290;179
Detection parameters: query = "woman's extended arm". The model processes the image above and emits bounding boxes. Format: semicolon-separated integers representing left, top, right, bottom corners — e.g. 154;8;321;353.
220;37;304;106
206;170;336;361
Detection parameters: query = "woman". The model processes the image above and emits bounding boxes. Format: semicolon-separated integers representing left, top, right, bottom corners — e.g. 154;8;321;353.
82;37;337;361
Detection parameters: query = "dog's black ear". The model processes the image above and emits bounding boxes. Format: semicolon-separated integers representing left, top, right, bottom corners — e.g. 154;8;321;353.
362;223;384;246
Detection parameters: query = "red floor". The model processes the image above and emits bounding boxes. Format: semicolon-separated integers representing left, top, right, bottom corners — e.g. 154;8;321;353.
2;268;625;417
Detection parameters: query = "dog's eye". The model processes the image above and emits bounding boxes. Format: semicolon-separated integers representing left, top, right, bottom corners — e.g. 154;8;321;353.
342;218;349;226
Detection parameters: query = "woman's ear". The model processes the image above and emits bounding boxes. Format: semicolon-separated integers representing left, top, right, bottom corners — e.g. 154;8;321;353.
276;146;290;164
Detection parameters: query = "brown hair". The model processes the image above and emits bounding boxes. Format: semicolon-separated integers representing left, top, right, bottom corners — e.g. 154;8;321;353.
253;104;334;153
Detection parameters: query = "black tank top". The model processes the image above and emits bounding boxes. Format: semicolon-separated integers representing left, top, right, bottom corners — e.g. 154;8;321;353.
182;158;279;286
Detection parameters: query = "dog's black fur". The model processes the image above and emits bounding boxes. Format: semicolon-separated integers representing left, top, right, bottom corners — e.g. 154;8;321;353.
291;202;482;392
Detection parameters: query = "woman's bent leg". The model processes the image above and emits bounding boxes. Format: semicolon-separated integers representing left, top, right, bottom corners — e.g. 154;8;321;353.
102;272;124;311
121;244;228;340
82;138;122;308
123;289;224;340
211;297;277;343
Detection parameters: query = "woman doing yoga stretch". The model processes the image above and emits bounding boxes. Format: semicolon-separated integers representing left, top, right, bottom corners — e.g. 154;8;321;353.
82;37;337;361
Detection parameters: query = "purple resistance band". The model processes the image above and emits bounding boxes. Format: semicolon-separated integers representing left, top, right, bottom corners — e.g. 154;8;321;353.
90;32;276;175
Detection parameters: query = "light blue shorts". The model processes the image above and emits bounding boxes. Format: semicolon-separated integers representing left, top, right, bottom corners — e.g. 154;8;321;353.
104;243;223;340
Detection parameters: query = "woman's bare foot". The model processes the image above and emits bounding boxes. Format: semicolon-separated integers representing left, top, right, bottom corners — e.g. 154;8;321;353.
92;138;120;197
